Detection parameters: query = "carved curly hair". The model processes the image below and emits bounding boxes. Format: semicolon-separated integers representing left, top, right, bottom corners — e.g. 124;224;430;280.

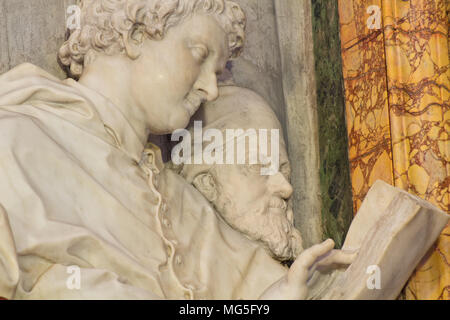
59;0;246;78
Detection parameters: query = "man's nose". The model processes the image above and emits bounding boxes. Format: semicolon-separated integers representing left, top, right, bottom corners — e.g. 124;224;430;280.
268;172;293;199
194;69;219;102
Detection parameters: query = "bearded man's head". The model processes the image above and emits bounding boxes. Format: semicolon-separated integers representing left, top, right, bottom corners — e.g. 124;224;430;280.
179;86;303;261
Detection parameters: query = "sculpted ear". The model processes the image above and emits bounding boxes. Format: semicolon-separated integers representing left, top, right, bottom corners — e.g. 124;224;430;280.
192;173;218;203
122;24;146;60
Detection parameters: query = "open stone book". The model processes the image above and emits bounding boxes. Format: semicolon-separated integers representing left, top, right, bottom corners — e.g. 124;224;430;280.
309;180;448;300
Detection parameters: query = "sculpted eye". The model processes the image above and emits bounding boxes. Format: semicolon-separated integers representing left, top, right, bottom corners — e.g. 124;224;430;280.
190;44;209;62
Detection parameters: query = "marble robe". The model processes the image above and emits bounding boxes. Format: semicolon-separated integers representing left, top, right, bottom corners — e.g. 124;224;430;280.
0;63;287;300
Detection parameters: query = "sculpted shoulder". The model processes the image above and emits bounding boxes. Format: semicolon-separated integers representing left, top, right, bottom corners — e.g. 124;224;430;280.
0;64;72;153
0;63;122;153
0;112;41;149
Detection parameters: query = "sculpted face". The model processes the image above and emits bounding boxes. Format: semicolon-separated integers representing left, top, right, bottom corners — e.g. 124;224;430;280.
131;14;230;135
184;87;304;261
206;136;303;261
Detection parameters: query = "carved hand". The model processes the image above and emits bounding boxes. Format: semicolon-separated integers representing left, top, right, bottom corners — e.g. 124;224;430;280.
259;239;357;300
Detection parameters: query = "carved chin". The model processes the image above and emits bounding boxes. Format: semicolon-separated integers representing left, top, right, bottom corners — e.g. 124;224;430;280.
263;227;297;261
160;110;190;134
249;208;297;261
219;199;303;261
229;210;302;261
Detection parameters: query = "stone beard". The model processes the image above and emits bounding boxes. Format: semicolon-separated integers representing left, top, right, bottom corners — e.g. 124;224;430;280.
218;193;303;261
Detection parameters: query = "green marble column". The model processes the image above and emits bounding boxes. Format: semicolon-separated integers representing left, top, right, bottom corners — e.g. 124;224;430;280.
311;0;353;247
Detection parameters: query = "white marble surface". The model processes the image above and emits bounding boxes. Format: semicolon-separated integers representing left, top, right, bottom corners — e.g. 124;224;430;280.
0;0;323;247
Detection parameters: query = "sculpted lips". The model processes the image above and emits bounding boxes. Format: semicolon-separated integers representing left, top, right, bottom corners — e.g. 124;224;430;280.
184;91;207;116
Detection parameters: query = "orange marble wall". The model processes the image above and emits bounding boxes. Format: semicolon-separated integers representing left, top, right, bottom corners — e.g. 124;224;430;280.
338;0;449;299
338;0;394;214
381;0;449;300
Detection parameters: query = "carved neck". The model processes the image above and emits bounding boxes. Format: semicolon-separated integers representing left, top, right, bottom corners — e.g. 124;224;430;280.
78;57;149;145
